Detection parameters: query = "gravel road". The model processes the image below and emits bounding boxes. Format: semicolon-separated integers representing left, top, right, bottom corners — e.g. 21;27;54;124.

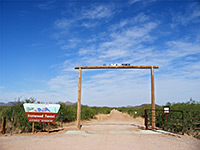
0;110;199;150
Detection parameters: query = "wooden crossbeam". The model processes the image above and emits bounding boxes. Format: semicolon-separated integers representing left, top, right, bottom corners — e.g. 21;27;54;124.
75;65;159;69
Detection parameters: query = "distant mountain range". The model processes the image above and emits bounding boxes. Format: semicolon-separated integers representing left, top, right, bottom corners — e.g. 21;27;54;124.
0;101;17;106
0;101;75;106
126;104;160;108
0;101;160;107
64;101;74;105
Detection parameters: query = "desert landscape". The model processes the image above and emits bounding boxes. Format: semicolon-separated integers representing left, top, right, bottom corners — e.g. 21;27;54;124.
0;110;199;150
1;1;200;149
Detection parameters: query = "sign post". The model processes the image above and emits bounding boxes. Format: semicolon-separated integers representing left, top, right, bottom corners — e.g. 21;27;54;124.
163;106;170;131
23;103;60;133
32;122;34;133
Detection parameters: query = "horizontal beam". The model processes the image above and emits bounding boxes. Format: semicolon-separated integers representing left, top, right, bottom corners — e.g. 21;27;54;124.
74;65;159;69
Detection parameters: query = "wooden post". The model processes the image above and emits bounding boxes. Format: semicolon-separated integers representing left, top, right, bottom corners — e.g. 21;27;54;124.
1;117;6;134
10;110;14;135
151;67;156;130
158;111;161;128
145;109;148;130
161;114;164;130
182;111;184;135
48;123;50;134
61;113;63;128
32;122;34;133
27;122;30;133
77;68;82;129
165;114;168;131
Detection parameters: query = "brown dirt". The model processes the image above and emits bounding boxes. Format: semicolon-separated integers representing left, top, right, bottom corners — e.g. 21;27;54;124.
0;109;199;150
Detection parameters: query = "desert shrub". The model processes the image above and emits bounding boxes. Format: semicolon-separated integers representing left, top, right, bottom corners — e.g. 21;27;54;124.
56;103;77;122
55;103;113;122
90;106;112;115
116;104;161;118
81;106;95;120
116;99;200;138
0;98;42;133
166;99;200;136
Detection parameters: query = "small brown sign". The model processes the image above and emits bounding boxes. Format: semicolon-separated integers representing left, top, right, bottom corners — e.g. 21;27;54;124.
163;106;170;114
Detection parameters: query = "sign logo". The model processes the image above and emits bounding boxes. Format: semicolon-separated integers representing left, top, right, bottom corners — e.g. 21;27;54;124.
23;103;60;123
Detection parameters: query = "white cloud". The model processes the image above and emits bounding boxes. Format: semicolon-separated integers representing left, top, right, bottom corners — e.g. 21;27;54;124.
129;0;157;7
81;5;114;19
60;38;81;50
82;22;159;61
54;18;74;29
133;13;150;23
110;13;150;31
54;5;115;31
37;0;56;10
47;75;76;91
81;21;100;28
164;41;200;58
0;86;5;89
171;2;200;26
99;49;128;59
129;0;141;4
78;46;97;56
52;4;116;50
54;4;114;30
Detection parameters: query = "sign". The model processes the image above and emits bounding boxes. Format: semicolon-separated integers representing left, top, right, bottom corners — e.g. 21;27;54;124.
23;103;60;123
163;106;170;114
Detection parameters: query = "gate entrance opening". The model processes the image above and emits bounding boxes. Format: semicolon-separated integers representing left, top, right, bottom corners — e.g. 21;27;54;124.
74;65;159;130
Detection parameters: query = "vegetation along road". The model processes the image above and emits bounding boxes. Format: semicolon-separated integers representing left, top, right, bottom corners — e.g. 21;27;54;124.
0;109;199;150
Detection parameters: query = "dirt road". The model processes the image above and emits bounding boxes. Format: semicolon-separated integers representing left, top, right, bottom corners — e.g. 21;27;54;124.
0;110;199;150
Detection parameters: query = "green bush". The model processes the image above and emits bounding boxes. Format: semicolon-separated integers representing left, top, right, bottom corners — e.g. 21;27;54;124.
56;103;77;122
0;100;113;133
166;99;200;136
56;103;113;122
2;98;198;137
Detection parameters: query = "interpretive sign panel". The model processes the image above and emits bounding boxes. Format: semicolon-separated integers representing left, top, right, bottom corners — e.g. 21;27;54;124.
23;103;60;123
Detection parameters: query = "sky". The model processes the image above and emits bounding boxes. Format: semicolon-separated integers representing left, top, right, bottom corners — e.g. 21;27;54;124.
0;0;200;107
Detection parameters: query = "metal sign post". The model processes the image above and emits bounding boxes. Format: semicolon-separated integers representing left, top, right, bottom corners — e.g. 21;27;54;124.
163;106;170;131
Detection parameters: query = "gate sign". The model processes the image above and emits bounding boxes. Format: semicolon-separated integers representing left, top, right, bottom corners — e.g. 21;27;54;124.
163;106;170;114
23;103;60;123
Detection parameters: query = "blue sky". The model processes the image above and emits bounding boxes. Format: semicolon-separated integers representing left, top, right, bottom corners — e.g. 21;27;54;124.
0;0;200;106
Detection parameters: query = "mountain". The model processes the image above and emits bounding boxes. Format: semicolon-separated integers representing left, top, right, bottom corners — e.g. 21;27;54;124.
127;104;160;108
64;101;74;105
0;102;7;106
0;101;17;106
